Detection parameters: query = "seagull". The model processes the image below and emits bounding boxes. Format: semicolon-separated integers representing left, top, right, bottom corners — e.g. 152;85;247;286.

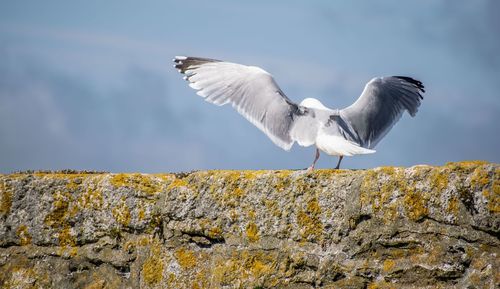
173;56;424;170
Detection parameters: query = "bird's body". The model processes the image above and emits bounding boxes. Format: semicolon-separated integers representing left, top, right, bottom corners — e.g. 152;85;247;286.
173;56;424;169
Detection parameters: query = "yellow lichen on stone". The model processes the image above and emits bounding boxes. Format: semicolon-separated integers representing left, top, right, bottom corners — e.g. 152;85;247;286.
250;258;271;277
273;174;291;192
229;209;239;222
58;226;76;247
167;177;188;190
361;167;434;222
198;218;224;240
16;225;32;246
382;259;395;272
246;222;260;242
276;170;292;179
2;267;39;289
192;267;211;289
212;250;276;286
206;171;251;207
142;239;164;285
470;166;491;188
174;247;197;269
430;169;449;193
139;236;151;246
78;188;103;210
313;168;346;178
166;273;177;286
481;167;500;213
482;189;500;213
0;180;13;216
360;168;401;221
360;170;378;208
69;247;78;257
233;187;244;198
445;160;489;172
362;168;395;211
379;166;396;175
248;209;256;220
242;170;266;180
110;173;162;195
265;199;281;218
296;198;323;241
138;207;146;221
208;226;223;240
306;197;321;215
447;195;460;215
403;189;428;221
83;279;106;289
44;190;73;228
65;179;80;192
367;281;397;289
112;197;131;226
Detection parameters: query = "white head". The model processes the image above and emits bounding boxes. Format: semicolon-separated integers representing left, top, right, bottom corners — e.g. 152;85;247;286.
299;98;331;111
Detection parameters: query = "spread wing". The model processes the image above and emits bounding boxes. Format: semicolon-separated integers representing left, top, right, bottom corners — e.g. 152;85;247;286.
341;76;425;148
173;56;306;150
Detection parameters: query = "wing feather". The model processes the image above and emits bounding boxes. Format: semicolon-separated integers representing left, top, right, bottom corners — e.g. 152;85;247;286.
174;56;303;150
341;76;425;148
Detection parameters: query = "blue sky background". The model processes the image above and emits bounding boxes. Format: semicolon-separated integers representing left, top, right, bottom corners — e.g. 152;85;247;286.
1;0;499;173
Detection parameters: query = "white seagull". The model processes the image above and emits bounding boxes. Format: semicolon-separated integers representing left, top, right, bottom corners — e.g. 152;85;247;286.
173;56;424;170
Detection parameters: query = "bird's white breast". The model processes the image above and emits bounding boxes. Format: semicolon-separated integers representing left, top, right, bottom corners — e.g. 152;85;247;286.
315;130;376;156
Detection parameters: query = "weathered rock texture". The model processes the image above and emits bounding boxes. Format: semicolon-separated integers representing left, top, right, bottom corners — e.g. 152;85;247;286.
0;161;499;288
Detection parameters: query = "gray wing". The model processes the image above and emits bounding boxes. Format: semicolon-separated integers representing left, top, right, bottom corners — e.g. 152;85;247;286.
341;76;425;148
173;56;305;150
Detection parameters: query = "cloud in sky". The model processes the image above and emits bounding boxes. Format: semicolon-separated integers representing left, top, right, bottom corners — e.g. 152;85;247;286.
0;0;499;173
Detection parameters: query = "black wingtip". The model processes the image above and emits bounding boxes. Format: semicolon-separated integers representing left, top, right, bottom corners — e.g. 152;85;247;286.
393;76;425;99
172;56;222;74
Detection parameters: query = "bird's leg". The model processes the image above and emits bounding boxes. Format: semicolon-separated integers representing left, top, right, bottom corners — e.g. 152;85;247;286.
307;148;320;171
335;155;344;169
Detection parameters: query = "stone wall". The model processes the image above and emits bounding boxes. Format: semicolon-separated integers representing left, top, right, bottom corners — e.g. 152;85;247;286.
0;161;498;288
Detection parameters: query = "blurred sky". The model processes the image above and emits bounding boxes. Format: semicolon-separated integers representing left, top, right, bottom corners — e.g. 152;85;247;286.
1;0;499;173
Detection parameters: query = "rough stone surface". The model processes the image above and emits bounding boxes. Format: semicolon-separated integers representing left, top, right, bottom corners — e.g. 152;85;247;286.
0;161;498;288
